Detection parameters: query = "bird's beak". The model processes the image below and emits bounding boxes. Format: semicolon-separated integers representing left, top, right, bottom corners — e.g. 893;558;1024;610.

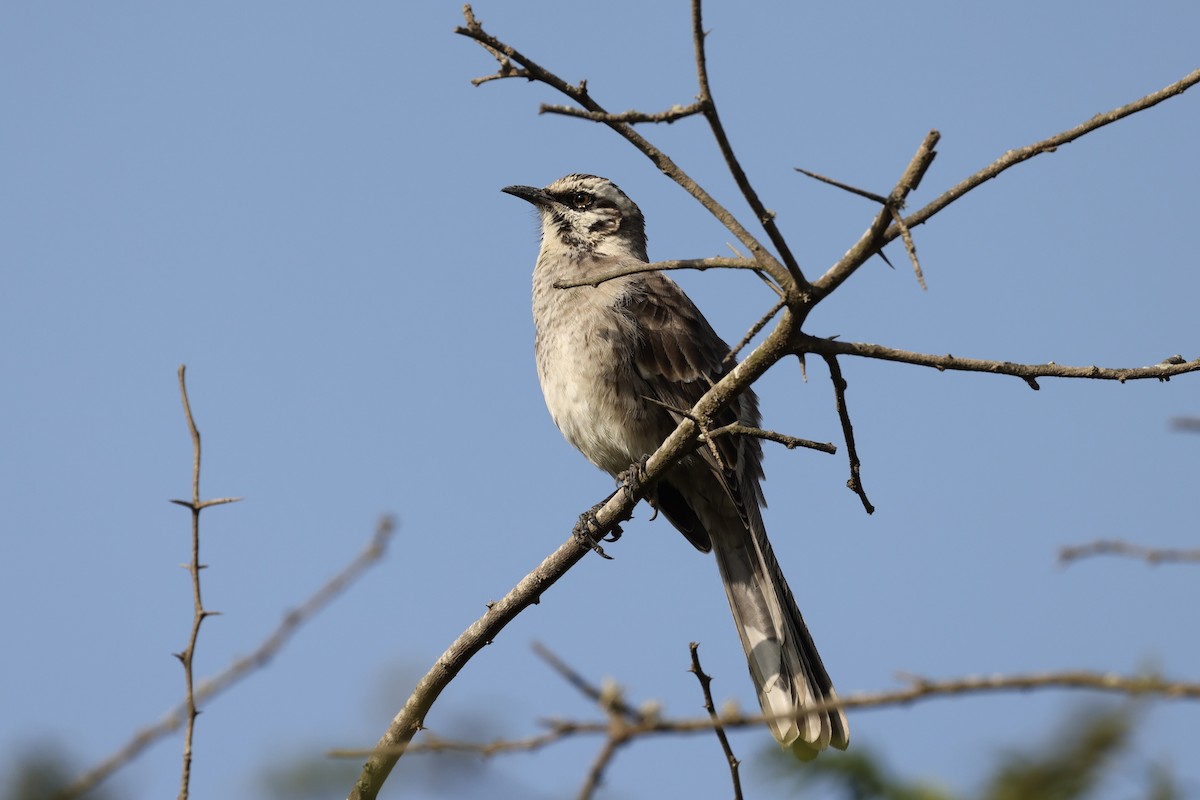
501;184;552;207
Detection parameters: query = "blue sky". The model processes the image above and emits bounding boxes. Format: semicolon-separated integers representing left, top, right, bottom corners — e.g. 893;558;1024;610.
2;3;1198;798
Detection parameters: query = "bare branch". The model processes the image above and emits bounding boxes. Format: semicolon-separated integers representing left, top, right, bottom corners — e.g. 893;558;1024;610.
553;257;761;290
688;643;743;800
803;336;1200;387
56;517;395;800
702;421;836;455
889;206;926;290
821;355;874;514
1171;416;1200;433
1059;539;1200;566
336;668;1200;760
898;67;1200;237
173;364;231;800
541;102;704;124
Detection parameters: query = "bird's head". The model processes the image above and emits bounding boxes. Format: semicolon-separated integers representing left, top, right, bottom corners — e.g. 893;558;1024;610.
502;174;647;260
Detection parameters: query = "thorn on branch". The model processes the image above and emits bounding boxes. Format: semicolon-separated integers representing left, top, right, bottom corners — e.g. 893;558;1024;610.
794;166;890;205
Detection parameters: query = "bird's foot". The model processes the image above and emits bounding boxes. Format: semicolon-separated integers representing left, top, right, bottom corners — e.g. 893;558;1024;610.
618;454;652;503
573;502;621;560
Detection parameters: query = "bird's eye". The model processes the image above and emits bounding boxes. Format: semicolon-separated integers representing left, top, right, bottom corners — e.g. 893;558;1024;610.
571;192;594;209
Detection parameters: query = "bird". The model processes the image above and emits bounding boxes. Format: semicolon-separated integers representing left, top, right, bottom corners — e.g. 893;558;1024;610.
502;173;849;759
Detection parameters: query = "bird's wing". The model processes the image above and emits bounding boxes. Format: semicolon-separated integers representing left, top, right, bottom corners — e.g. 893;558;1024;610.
620;271;764;550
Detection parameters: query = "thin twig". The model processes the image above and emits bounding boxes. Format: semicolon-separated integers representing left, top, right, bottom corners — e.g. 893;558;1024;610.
889;206;926;290
172;365;240;800
541;102;704;124
55;516;395;800
702;422;836;455
688;643;743;800
553;257;761;290
802;336;1200;388
1059;539;1200;566
820;355;874;514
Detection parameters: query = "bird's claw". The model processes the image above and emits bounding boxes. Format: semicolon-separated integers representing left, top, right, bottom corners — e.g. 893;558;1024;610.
574;502;620;559
619;454;652;503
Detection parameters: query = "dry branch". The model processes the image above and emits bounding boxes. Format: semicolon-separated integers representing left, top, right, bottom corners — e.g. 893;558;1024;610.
1059;539;1200;566
689;644;743;800
802;336;1200;388
553;256;761;289
171;365;241;800
335;668;1200;760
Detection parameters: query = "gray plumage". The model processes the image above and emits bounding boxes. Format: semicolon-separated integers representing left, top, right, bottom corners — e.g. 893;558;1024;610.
503;174;849;758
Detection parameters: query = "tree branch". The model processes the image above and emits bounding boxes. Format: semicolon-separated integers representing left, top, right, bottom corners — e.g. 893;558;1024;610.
822;355;874;513
1059;539;1200;566
553;257;761;289
170;365;241;800
540;102;704;124
689;643;743;800
701;422;836;455
802;336;1200;388
336;668;1200;760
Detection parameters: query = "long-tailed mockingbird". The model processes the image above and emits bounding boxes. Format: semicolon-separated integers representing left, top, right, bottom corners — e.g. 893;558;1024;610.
503;174;849;758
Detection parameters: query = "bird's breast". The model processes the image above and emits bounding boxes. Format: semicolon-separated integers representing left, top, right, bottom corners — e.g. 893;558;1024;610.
533;288;661;476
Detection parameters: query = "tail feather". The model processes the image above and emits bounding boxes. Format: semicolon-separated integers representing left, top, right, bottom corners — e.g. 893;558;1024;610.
710;510;849;758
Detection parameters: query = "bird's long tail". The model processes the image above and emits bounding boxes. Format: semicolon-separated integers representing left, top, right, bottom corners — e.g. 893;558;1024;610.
709;516;849;760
